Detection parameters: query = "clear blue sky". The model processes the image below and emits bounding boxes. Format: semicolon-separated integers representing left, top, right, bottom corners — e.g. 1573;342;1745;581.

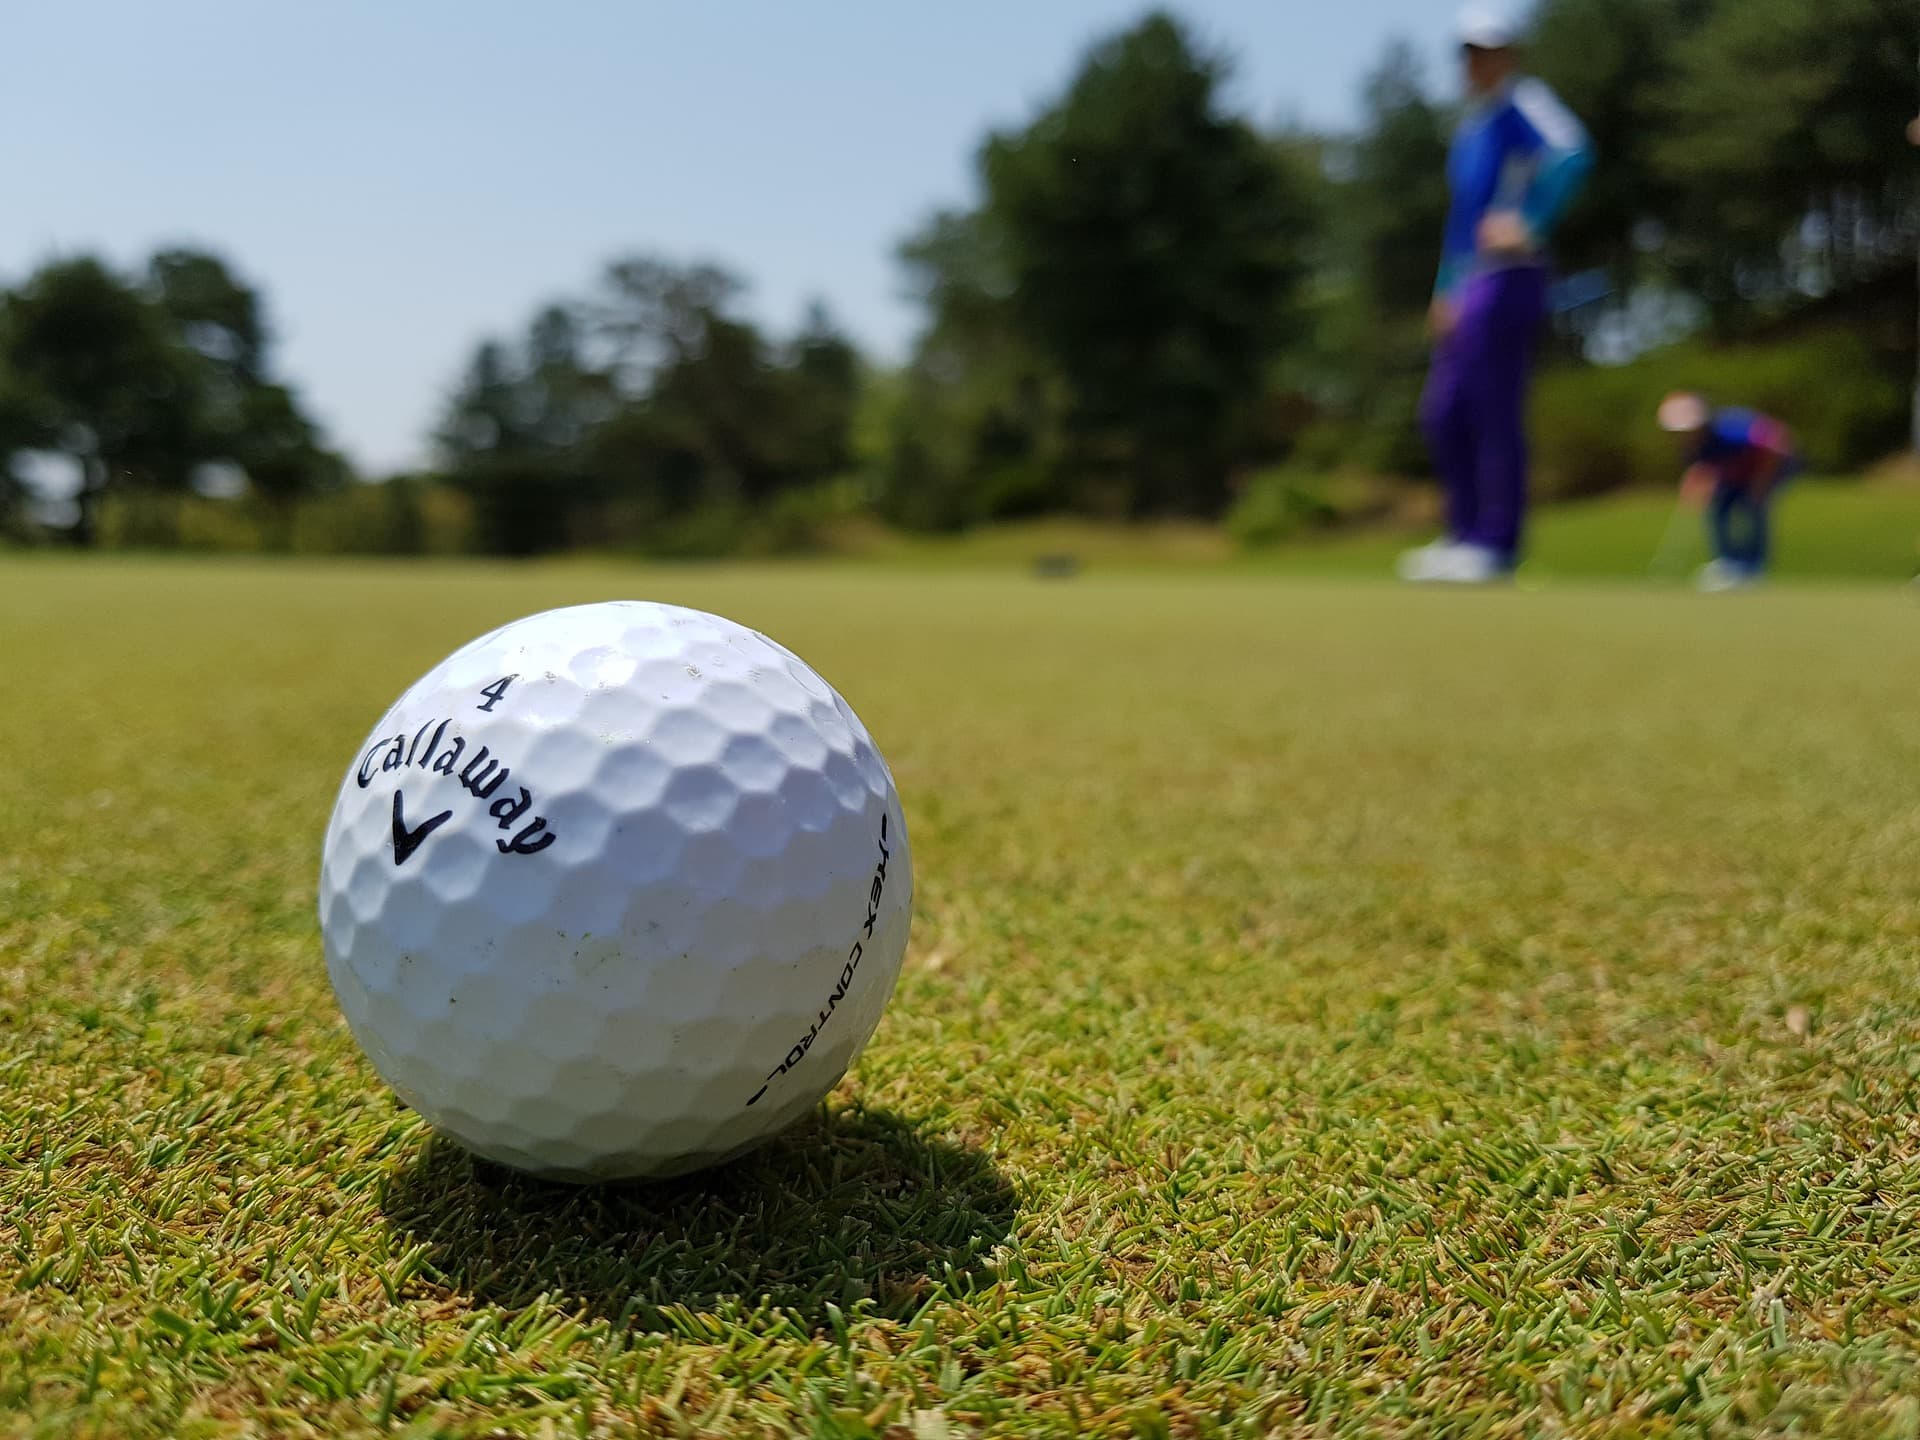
4;1;1464;474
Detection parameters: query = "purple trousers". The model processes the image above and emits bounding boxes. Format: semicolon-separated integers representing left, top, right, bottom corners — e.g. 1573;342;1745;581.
1419;265;1547;566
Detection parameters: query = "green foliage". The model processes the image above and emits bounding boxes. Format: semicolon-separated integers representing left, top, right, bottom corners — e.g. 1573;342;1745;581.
0;460;33;543
982;13;1315;513
437;263;864;555
1530;330;1908;497
1526;0;1702;280
1262;41;1449;489
91;480;473;556
1524;0;1916;324
149;248;267;382
886;13;1317;524
1225;466;1362;547
879;209;1068;532
87;473;861;562
619;480;866;560
288;478;471;557
0;249;345;546
8;559;1920;1433
437;310;617;556
0;258;203;543
877;356;1065;532
1654;0;1916;305
1348;42;1452;317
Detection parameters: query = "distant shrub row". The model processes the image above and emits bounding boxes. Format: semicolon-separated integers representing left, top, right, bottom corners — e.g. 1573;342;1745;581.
86;477;869;559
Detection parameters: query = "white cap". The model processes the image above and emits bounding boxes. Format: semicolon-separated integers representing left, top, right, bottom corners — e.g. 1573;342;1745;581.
1657;392;1710;433
1457;4;1520;49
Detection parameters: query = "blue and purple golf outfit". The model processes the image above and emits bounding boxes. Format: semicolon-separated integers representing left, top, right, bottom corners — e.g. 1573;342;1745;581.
1690;408;1800;577
1421;77;1591;567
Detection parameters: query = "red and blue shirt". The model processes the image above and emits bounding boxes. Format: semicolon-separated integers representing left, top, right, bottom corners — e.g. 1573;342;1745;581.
1693;409;1797;489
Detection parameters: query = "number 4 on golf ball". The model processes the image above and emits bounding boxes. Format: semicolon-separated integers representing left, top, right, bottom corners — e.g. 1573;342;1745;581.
317;601;913;1181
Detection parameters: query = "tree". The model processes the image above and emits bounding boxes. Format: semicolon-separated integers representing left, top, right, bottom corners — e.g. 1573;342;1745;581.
147;250;343;546
149;248;267;383
0;249;346;546
1266;43;1445;477
437;313;613;556
439;259;864;554
584;261;863;513
782;302;861;481
1524;0;1711;284
582;259;792;513
590;259;746;383
976;12;1316;514
1652;0;1916;317
1347;41;1452;318
880;210;1064;529
0;258;205;545
234;382;345;546
0;451;32;543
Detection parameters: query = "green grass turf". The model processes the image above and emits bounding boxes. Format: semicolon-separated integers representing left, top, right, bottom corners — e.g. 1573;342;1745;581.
4;558;1920;1437
828;473;1920;582
1268;476;1920;583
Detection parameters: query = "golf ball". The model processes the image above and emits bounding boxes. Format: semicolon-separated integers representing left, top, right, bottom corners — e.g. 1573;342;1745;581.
318;601;912;1181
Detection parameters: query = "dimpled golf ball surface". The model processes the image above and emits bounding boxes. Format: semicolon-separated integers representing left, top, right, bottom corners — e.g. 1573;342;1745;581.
318;601;912;1182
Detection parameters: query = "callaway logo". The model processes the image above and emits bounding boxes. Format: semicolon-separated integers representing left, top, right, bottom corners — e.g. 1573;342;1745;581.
390;792;452;867
357;716;557;865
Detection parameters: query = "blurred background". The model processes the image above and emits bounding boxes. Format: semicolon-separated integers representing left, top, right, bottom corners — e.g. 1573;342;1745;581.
0;0;1913;567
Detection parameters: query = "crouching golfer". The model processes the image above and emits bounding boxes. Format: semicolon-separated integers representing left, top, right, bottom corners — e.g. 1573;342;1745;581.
1657;391;1801;591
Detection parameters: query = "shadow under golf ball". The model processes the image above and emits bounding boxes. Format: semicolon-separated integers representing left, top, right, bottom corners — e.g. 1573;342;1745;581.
376;1102;1018;1329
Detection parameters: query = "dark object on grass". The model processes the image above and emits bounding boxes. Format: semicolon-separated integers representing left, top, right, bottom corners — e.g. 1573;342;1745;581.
1033;553;1080;579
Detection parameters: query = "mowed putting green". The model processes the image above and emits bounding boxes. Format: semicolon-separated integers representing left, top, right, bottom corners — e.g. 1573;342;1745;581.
4;557;1920;1437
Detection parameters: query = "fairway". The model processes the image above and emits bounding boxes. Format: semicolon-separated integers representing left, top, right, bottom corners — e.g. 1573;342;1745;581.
6;558;1920;1436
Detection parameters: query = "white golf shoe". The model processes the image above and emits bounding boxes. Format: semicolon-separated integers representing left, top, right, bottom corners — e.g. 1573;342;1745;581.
1404;541;1508;585
1695;559;1756;593
1396;539;1460;582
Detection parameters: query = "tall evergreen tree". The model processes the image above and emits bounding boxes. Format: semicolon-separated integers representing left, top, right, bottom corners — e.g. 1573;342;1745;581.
977;12;1316;514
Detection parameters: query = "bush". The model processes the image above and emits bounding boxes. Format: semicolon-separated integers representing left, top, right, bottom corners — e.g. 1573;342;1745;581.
742;478;867;555
621;479;867;560
87;475;863;560
96;480;478;556
99;491;261;551
1531;330;1907;497
1226;466;1399;549
290;479;475;556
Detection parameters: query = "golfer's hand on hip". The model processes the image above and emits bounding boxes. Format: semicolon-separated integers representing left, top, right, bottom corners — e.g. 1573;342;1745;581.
1476;210;1534;259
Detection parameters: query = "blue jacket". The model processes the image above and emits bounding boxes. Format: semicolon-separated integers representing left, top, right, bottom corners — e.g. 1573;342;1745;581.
1436;77;1593;300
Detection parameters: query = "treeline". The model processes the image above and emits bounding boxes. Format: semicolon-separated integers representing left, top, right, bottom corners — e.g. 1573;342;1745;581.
0;252;346;547
2;0;1914;554
435;264;863;556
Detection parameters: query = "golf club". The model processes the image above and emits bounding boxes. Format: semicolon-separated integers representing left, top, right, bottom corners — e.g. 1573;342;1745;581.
1647;494;1695;578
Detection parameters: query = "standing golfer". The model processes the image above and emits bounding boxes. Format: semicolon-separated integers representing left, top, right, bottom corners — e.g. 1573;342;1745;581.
1657;392;1801;590
1400;6;1592;584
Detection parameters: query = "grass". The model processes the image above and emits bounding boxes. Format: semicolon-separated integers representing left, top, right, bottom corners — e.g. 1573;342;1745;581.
1269;473;1920;582
820;470;1920;581
4;556;1920;1436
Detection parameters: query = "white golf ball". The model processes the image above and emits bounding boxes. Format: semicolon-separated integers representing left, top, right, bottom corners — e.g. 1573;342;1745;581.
318;601;913;1181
